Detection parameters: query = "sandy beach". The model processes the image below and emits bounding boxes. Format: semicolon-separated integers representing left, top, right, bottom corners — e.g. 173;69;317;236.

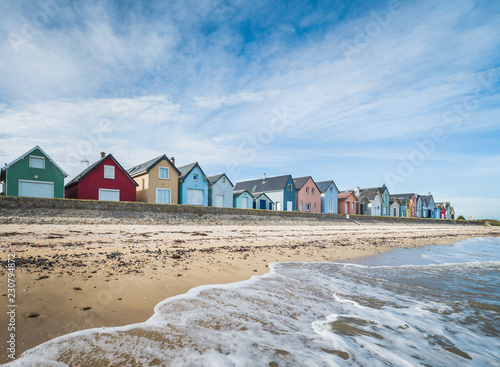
1;220;499;363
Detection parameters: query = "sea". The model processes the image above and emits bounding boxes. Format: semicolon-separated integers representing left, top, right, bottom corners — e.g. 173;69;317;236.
6;237;500;367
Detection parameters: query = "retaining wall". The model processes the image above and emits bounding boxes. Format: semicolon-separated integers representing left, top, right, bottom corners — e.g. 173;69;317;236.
0;196;482;226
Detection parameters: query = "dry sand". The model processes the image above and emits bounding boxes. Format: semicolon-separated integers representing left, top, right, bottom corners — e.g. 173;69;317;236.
1;221;499;363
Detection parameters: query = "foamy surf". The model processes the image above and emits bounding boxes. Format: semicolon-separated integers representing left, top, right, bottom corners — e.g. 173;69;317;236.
5;238;500;366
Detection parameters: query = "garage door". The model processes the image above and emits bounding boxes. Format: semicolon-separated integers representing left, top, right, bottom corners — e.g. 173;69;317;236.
215;194;224;207
241;197;248;209
187;189;204;205
19;180;54;198
98;189;120;201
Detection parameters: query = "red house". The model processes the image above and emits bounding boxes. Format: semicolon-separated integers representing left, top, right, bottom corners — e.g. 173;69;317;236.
65;153;138;202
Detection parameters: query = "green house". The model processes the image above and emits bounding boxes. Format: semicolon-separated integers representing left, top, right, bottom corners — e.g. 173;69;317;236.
0;146;68;198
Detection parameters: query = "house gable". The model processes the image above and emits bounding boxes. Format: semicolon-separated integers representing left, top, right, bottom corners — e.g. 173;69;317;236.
1;146;67;198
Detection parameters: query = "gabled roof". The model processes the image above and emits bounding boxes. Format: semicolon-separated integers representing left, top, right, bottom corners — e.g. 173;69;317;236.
316;180;339;193
391;194;407;205
389;197;401;206
1;145;68;177
127;155;181;177
338;191;356;201
293;176;320;192
177;162;208;183
420;194;434;206
233;189;252;198
65;154;138;188
357;188;382;202
252;192;274;203
207;173;234;188
234;174;294;194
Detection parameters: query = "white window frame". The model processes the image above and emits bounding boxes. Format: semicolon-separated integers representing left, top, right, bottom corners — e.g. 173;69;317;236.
287;184;292;192
193;174;198;181
352;202;355;210
104;165;115;179
306;203;311;211
306;187;309;194
312;188;315;194
29;156;45;169
158;166;169;180
156;188;171;204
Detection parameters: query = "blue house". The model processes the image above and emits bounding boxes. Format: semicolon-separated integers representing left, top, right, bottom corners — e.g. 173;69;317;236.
421;194;435;218
234;174;296;211
252;192;274;210
233;189;254;209
316;180;339;214
178;162;209;206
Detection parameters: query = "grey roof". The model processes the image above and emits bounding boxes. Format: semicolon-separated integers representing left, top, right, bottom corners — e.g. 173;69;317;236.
234;174;294;194
1;145;68;177
392;193;416;200
177;162;207;183
65;154;138;188
127;155;180;177
389;197;401;205
391;194;407;205
357;188;381;201
420;194;434;206
316;180;339;193
207;173;234;187
233;189;251;198
293;176;319;191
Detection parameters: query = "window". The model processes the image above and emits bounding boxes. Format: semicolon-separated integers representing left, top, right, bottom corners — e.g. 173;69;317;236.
330;187;333;192
351;203;354;210
312;188;315;194
287;184;292;192
104;165;115;179
193;174;198;181
222;177;226;183
306;203;310;211
314;203;316;208
306;187;309;194
29;156;45;169
252;184;258;192
159;166;169;179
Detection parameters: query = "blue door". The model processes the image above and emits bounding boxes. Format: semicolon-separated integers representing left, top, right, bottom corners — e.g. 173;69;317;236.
259;199;266;209
268;202;272;210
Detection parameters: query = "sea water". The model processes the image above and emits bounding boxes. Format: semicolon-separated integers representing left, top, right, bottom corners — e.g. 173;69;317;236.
6;237;500;366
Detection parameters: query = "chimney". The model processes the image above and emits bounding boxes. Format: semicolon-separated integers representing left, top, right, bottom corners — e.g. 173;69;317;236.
170;157;175;166
100;152;106;159
263;173;266;181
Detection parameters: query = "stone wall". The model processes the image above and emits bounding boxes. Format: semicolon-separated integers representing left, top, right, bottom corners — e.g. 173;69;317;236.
0;196;482;226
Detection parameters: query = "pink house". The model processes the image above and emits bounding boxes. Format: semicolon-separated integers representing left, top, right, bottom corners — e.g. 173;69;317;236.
338;191;357;214
293;176;321;213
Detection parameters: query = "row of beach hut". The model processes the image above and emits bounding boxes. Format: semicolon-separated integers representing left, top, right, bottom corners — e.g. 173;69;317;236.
0;146;455;219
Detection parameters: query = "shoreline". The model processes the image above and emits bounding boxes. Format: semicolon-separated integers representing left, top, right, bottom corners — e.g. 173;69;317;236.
1;222;499;363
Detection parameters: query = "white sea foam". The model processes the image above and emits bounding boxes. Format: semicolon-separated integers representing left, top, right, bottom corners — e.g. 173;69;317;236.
6;237;500;366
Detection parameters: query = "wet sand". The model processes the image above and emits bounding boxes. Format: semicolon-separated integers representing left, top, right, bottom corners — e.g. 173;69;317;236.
1;222;499;363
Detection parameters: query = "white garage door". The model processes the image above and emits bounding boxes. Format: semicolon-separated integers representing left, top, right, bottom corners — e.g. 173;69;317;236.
241;196;248;209
98;189;120;201
215;194;224;207
19;180;54;198
187;189;204;205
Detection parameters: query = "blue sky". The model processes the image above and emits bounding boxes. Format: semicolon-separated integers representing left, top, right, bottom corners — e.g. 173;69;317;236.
0;0;499;219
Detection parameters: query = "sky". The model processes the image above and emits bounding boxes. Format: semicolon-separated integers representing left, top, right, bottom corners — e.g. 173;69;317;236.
0;0;499;219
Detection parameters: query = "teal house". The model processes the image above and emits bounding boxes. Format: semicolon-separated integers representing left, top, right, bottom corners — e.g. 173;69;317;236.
233;189;253;209
178;162;209;206
0;146;68;198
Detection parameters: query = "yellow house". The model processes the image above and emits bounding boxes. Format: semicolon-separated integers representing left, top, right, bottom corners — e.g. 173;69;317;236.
127;155;180;204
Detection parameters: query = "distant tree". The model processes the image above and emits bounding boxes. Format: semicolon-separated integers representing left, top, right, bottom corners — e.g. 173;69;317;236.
457;215;466;221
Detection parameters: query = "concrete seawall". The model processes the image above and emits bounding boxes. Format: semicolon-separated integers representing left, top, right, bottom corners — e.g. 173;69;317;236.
0;196;481;226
